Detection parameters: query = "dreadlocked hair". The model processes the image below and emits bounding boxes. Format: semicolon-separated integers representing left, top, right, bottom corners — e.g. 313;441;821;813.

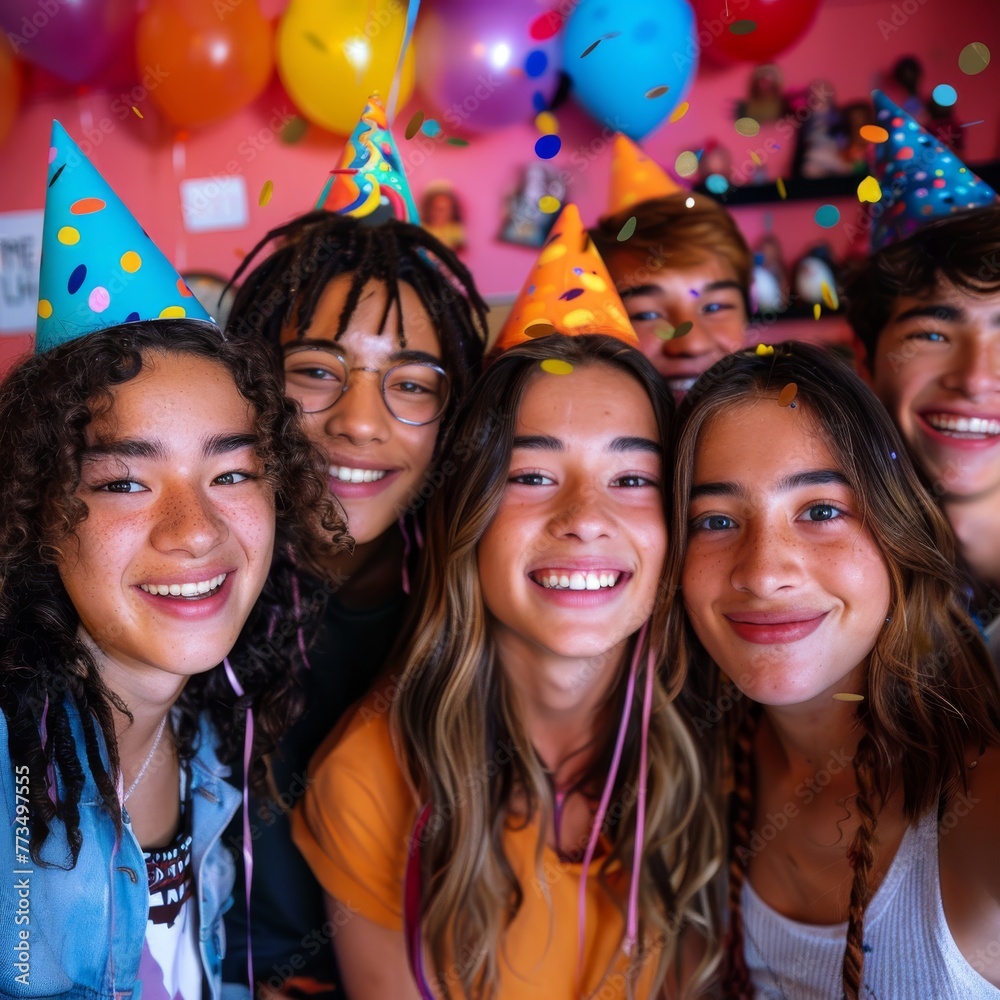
0;320;348;867
224;212;488;434
667;342;1000;1000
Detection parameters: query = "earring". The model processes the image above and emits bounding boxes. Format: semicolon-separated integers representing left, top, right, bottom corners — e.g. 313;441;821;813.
885;615;892;624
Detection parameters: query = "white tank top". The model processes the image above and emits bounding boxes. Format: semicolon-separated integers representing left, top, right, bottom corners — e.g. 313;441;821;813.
742;808;1000;999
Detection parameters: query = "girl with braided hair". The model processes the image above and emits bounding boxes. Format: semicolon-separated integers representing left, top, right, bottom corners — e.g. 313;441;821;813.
221;211;488;997
667;341;1000;999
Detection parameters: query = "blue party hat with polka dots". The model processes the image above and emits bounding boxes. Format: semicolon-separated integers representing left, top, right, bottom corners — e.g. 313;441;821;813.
35;121;212;354
869;90;997;252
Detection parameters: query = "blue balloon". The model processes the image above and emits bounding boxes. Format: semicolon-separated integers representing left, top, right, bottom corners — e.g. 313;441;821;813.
563;0;698;140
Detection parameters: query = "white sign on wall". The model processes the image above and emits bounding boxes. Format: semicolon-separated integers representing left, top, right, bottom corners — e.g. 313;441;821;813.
180;176;249;233
0;210;44;335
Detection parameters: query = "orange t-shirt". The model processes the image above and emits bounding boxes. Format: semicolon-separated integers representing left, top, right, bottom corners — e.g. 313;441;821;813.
291;693;662;998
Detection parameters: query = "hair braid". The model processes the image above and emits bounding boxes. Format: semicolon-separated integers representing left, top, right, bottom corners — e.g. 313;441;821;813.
841;732;880;1000
724;703;761;1000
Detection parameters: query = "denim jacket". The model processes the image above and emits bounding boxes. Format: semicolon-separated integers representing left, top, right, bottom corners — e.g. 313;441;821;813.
0;701;246;1000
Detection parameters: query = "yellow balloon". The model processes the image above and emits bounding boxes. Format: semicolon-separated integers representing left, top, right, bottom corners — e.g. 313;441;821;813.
277;0;416;135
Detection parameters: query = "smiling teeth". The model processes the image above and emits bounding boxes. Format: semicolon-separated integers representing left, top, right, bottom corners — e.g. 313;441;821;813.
330;465;388;483
140;574;226;597
537;571;620;590
926;414;1000;437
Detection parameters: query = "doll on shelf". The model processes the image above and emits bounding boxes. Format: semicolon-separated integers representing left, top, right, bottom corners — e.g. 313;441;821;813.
791;80;851;179
751;232;789;314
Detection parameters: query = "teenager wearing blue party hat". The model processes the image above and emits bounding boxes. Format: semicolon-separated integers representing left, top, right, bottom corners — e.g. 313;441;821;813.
0;120;348;999
219;94;488;999
845;91;1000;661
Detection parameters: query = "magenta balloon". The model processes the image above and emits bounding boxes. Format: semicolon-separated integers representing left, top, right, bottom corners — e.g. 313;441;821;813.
416;0;561;133
0;0;137;84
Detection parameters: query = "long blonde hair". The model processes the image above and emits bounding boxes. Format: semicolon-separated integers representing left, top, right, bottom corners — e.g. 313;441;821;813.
391;334;722;998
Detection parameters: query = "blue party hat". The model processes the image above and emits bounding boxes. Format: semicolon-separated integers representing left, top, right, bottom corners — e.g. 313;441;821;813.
314;95;420;224
36;121;212;354
869;90;997;252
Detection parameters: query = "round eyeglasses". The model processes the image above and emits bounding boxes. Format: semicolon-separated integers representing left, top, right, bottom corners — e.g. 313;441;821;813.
283;346;450;426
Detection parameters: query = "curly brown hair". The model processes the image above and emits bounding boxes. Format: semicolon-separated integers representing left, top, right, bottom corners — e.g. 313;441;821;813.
0;319;349;866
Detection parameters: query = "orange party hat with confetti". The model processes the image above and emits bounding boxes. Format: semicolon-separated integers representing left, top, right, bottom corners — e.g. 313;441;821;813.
315;94;419;223
606;134;682;216
492;203;638;355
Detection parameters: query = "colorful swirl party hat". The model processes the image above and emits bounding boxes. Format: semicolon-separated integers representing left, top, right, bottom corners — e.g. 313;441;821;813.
606;134;682;217
869;89;997;252
315;94;420;224
36;121;211;354
491;203;639;355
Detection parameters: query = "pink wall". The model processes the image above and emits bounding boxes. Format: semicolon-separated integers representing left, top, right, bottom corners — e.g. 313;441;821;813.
1;0;998;371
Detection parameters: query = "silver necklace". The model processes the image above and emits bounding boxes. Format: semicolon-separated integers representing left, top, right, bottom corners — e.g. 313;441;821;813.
122;715;168;803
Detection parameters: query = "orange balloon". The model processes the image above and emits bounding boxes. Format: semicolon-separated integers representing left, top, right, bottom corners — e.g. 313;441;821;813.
0;37;23;148
135;0;274;128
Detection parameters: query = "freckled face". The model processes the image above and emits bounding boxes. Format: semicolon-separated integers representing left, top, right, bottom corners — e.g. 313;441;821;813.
56;352;276;683
602;248;749;403
682;401;891;707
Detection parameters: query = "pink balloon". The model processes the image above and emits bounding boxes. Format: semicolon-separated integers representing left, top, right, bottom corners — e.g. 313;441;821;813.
416;0;561;133
0;0;137;85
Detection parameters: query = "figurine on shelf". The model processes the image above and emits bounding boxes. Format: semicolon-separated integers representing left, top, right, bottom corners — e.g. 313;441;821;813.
792;242;839;308
791;80;851;179
751;232;789;314
420;180;467;252
697;139;733;186
840;100;873;174
736;64;789;125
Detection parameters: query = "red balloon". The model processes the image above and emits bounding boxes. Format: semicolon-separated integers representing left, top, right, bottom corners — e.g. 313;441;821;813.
691;0;823;65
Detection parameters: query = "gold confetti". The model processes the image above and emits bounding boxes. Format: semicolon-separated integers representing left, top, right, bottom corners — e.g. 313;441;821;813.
538;195;560;214
617;216;637;242
754;343;774;356
821;281;839;310
258;180;273;207
813;302;822;320
672;320;693;339
778;382;798;407
526;321;557;339
860;124;889;143
404;110;425;140
675;151;699;177
776;177;787;200
540;358;573;375
446;137;469;147
749;150;761;166
730;19;756;34
735;116;760;137
958;42;990;75
645;85;670;99
655;324;675;341
857;175;882;203
669;101;690;123
304;31;327;52
833;692;865;702
132;106;143;119
535;111;558;134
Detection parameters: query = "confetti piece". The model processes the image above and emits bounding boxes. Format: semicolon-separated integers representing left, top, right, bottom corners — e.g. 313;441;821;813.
538;195;561;213
860;124;889;143
304;31;327;52
857;175;882;203
730;19;756;34
258;180;273;207
749;150;761;166
421;119;441;137
706;173;729;195
735;117;760;137
405;110;425;140
645;85;670;99
534;134;561;159
581;38;602;57
778;382;798;407
813;302;822;320
961;120;985;128
675;151;699;177
617;216;637;242
670;101;690;123
684;196;695;208
525;49;548;79
654;324;675;341
529;10;564;40
526;320;557;339
672;321;693;339
776;177;787;199
959;42;990;75
535;111;558;134
932;83;957;107
281;116;308;144
540;358;574;375
814;204;840;228
132;106;143;119
754;343;774;356
821;281;839;310
446;136;469;147
833;692;865;702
